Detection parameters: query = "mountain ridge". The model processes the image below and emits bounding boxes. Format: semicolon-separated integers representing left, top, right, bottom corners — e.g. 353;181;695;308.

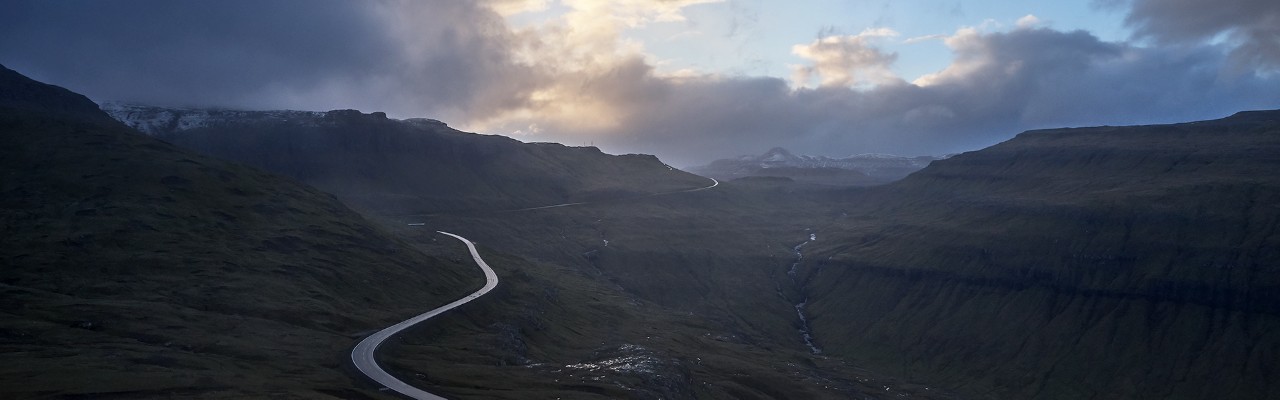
99;102;710;215
801;109;1280;399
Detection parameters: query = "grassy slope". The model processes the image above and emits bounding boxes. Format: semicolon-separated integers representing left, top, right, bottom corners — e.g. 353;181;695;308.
802;112;1280;399
0;66;479;398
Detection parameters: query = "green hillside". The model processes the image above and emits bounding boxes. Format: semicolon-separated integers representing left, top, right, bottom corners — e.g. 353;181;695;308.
803;112;1280;399
0;64;479;398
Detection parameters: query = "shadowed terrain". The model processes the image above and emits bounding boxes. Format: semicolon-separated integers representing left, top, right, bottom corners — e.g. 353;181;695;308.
1;65;953;399
801;112;1280;399
380;112;1280;399
104;103;710;215
6;60;1279;399
0;64;480;398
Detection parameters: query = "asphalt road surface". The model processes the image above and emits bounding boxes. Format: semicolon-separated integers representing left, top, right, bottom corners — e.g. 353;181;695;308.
350;231;500;400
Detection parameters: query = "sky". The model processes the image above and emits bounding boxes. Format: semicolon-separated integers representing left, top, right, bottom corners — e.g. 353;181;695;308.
2;0;1278;166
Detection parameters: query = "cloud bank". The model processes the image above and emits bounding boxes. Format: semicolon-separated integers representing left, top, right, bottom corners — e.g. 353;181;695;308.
0;0;533;123
2;0;1277;166
1122;0;1280;70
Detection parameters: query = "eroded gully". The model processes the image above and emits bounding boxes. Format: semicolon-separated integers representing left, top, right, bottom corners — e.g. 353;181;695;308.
777;232;821;354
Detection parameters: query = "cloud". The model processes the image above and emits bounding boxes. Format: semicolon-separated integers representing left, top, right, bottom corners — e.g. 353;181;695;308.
464;0;725;133
0;0;539;123
487;0;552;16
2;2;1277;167
1122;0;1280;71
1015;14;1045;30
522;26;1280;166
790;28;903;88
560;0;722;27
904;34;949;44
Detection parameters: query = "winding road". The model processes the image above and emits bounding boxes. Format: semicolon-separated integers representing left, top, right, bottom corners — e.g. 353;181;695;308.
682;177;719;193
356;176;719;398
351;231;499;400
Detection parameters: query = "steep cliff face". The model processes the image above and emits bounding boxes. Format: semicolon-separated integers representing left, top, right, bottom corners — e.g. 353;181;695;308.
101;103;711;215
803;111;1280;399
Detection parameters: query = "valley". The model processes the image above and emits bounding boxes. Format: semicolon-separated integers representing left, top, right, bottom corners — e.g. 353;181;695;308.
352;111;1280;399
2;62;1277;400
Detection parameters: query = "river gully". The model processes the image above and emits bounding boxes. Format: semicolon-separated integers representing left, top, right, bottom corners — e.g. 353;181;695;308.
780;232;821;354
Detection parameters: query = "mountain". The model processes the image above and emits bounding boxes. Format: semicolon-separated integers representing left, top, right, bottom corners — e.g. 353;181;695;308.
689;147;943;186
367;110;1280;399
0;64;479;398
17;72;946;399
799;111;1280;399
100;103;711;215
16;59;1277;399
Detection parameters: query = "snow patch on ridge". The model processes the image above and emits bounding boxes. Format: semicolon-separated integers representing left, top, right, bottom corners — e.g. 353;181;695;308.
98;101;325;136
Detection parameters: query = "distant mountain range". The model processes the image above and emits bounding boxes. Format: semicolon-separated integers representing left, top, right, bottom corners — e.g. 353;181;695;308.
689;147;946;185
100;102;710;215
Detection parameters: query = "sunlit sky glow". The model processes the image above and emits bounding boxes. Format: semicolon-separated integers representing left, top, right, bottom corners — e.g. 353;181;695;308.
2;0;1277;166
592;1;1131;81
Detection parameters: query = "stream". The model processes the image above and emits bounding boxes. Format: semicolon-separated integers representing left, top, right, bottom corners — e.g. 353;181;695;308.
788;233;821;354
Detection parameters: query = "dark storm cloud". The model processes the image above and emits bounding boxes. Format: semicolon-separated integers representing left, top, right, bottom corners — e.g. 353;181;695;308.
0;0;539;120
1122;0;1280;70
2;1;382;105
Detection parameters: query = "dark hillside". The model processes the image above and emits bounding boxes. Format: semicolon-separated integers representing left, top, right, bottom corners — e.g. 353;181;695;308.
0;64;476;398
0;66;115;124
802;111;1280;399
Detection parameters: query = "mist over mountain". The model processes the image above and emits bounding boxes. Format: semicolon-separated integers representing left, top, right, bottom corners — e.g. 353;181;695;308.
690;147;945;185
